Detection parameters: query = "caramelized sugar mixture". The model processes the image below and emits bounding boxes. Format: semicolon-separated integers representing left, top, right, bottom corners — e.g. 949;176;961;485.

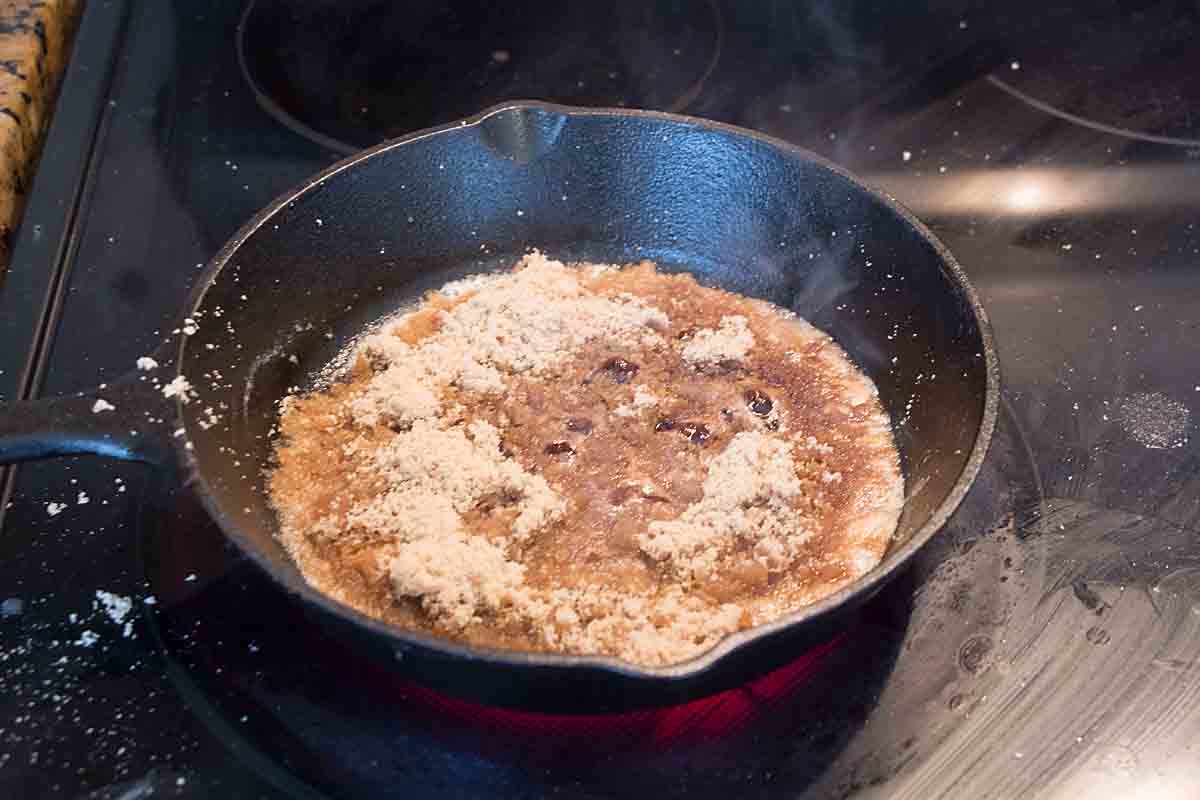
269;254;903;666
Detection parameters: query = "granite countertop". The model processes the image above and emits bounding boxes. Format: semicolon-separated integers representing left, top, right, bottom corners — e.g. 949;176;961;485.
0;0;80;269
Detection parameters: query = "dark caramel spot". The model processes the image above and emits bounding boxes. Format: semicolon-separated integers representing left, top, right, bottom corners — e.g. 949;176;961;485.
565;417;593;434
475;489;521;514
681;422;712;445
544;440;576;456
654;418;676;432
599;357;639;384
746;389;773;416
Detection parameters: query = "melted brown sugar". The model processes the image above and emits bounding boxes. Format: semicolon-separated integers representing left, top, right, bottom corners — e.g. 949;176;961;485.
269;254;903;666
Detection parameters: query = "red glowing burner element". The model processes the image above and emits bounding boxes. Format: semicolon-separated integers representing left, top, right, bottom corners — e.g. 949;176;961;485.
396;635;846;747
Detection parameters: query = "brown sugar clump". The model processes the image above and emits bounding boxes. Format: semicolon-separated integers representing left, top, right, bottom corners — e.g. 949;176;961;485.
268;252;904;666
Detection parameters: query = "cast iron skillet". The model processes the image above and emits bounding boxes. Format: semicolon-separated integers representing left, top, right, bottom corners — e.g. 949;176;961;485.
0;103;998;713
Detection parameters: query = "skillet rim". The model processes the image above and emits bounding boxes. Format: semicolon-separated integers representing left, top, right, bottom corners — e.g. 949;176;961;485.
172;101;1001;683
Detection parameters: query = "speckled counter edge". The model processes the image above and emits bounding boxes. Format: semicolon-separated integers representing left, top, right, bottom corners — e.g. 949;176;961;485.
0;0;81;270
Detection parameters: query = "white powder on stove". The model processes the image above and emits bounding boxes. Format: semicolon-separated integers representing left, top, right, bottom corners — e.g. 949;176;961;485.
162;375;193;403
94;590;132;627
135;356;158;371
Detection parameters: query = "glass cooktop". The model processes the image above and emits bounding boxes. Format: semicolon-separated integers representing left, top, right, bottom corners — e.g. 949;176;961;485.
4;1;1200;797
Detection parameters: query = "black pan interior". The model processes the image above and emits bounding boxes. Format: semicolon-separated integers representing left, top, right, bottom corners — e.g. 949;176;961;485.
176;105;990;708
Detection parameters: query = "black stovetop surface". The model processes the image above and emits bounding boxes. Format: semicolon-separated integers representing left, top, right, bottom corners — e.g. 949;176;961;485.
5;1;1200;797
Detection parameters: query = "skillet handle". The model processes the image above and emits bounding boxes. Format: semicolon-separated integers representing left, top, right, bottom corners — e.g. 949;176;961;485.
0;370;174;466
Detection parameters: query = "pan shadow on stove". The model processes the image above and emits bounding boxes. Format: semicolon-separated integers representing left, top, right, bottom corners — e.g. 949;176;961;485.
138;471;914;799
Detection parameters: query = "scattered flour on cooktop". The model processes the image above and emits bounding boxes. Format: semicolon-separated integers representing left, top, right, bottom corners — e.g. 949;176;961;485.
161;375;193;403
270;252;904;666
94;591;132;626
94;590;135;639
